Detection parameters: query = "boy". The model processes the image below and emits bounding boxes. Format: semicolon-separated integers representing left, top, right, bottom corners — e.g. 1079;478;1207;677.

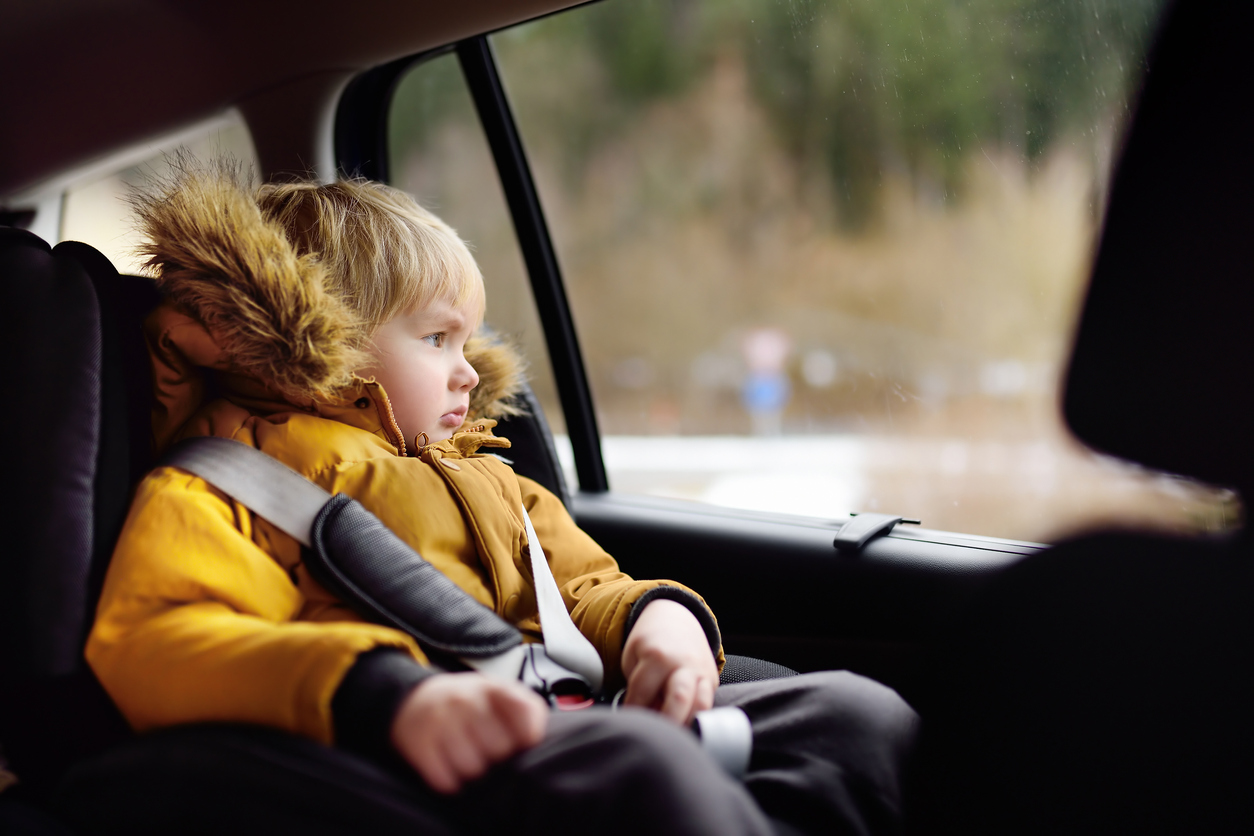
84;163;916;835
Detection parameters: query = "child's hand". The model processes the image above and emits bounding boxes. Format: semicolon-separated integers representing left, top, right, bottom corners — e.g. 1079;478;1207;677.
390;672;548;794
621;598;719;725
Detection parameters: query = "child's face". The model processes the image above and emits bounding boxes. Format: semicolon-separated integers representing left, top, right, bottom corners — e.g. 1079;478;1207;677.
365;297;481;446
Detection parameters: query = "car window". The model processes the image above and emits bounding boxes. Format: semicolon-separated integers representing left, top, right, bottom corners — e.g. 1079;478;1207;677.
474;0;1237;543
59;116;257;274
388;51;566;435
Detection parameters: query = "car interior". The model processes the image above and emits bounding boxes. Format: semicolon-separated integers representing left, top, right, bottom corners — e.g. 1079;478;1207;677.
2;0;1250;832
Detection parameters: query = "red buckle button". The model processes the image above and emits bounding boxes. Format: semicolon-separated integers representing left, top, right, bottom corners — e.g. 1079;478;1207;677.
553;693;596;711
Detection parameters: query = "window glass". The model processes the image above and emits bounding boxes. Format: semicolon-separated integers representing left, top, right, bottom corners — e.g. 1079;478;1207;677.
60;117;257;273
388;52;565;434
490;0;1237;541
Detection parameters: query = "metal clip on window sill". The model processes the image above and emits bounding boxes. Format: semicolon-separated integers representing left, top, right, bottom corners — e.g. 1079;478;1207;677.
833;512;921;553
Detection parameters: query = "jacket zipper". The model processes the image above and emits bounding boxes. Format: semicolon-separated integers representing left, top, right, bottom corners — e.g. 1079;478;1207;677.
374;391;408;457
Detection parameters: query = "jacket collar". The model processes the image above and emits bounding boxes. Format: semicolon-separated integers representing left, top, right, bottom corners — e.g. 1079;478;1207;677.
415;421;512;462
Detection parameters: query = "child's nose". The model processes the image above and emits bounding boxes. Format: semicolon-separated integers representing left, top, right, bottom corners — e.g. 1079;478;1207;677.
455;357;480;391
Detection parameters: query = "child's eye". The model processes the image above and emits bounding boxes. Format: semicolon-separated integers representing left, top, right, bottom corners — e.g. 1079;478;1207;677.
422;333;445;348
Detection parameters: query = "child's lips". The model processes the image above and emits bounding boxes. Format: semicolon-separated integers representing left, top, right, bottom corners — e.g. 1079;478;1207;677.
440;408;467;427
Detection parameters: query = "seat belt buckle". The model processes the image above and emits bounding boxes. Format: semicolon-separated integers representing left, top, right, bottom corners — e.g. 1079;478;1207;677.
519;644;597;710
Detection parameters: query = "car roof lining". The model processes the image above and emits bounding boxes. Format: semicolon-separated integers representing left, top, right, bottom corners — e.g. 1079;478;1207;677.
0;0;585;197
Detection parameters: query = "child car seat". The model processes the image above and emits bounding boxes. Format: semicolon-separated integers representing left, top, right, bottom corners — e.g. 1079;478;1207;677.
0;226;792;833
909;0;1254;832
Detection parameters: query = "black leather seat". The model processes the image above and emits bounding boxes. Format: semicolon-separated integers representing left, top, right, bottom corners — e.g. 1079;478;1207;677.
910;0;1254;832
0;228;144;830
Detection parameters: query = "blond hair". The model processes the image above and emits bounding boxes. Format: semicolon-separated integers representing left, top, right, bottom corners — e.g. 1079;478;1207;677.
256;179;484;332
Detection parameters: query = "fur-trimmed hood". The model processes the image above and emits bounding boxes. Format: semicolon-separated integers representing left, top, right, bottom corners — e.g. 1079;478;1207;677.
133;162;524;447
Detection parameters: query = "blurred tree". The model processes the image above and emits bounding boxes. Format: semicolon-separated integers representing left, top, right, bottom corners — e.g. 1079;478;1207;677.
740;0;1163;227
584;0;702;103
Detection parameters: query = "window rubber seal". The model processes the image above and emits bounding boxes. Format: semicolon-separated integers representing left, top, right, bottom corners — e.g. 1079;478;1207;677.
457;35;608;493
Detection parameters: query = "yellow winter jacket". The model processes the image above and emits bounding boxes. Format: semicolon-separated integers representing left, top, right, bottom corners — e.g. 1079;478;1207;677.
86;304;721;748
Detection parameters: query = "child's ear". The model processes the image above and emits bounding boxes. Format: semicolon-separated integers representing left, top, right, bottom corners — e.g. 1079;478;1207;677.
465;333;527;419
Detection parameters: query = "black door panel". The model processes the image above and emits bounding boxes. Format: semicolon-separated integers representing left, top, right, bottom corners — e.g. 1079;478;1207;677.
572;492;1032;697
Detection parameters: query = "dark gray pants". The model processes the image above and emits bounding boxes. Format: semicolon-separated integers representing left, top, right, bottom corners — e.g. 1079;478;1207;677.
61;672;917;836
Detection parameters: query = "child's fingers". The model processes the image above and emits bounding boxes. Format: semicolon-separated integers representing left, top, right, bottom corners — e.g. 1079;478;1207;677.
490;683;549;748
624;657;671;710
446;684;544;788
414;742;462;794
392;674;543;794
469;684;544;762
694;672;716;715
660;667;698;724
440;727;491;788
674;670;716;726
466;708;518;763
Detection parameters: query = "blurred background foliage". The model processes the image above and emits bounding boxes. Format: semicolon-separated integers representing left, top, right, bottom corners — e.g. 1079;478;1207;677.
395;0;1163;229
739;0;1162;226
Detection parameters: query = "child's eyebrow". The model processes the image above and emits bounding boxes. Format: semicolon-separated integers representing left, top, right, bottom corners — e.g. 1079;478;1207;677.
418;308;472;332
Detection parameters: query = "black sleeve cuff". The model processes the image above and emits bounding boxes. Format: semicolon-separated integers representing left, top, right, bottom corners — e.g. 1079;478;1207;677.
623;586;722;660
331;648;441;763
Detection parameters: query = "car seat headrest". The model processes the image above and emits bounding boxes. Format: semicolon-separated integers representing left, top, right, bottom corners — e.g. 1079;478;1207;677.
1063;0;1254;495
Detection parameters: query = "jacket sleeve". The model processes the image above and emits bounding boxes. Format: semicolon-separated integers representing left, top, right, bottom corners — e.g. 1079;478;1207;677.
86;467;426;745
516;477;724;688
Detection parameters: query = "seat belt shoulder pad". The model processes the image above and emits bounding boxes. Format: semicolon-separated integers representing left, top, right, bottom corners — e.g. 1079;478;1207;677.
309;494;521;658
159;437;521;659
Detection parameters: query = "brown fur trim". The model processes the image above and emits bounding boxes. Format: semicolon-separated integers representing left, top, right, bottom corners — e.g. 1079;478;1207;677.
131;159;371;401
466;332;527;420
